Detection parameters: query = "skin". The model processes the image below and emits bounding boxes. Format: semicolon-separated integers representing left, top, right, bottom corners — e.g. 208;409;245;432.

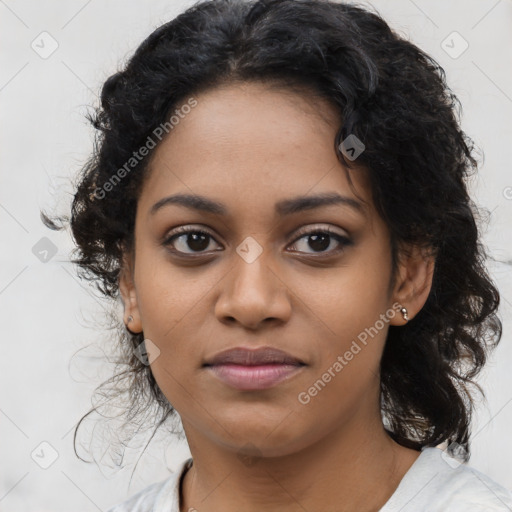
120;81;435;512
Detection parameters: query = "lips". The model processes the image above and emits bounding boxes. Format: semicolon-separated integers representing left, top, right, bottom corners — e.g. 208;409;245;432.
203;347;306;390
203;346;305;367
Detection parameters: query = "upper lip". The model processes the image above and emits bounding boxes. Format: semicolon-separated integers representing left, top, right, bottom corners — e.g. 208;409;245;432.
203;347;306;366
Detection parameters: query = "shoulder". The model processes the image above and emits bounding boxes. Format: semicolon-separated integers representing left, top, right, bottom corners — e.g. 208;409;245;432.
381;447;512;512
436;461;512;511
106;479;169;512
106;458;193;512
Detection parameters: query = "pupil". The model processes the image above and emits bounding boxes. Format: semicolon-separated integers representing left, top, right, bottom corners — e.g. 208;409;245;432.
188;233;209;251
309;233;329;252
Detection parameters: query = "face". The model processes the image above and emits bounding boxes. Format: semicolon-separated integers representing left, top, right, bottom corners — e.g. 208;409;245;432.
120;81;432;458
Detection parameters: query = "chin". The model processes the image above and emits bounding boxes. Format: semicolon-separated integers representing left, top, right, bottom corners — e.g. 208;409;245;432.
211;417;313;459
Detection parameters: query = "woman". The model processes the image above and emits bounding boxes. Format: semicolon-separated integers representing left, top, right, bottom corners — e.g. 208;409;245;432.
43;0;512;510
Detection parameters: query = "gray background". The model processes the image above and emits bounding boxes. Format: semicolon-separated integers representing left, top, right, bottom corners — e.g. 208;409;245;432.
1;0;511;510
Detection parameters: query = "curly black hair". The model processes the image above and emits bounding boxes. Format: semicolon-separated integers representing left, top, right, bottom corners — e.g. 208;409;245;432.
42;0;502;471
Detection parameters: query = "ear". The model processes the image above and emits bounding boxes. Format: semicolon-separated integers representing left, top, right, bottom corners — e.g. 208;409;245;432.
389;244;435;326
119;250;143;334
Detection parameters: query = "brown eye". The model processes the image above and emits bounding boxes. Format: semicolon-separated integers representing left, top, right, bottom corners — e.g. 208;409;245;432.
288;226;352;255
163;227;221;254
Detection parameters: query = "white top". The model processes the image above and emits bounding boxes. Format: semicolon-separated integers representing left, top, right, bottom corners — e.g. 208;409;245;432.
106;447;512;511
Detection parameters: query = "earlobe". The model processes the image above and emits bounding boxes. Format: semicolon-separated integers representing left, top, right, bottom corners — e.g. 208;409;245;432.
390;244;435;326
119;253;143;334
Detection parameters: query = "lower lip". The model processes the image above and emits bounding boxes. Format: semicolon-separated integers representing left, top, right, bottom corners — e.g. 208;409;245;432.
205;364;304;390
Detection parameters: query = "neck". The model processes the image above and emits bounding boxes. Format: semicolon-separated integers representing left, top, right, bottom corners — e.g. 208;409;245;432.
180;415;420;512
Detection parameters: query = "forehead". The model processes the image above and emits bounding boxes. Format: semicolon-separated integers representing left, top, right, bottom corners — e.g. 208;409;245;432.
138;81;372;219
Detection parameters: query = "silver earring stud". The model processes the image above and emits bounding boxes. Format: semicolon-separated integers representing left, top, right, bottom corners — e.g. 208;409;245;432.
128;315;133;323
400;307;409;322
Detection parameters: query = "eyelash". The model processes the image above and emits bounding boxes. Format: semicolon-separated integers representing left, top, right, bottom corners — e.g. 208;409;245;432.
162;225;352;257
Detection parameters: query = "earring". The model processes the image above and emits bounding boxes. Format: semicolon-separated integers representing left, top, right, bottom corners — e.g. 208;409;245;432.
127;315;133;323
400;307;409;322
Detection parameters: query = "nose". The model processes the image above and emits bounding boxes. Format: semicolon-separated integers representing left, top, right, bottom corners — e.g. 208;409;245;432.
214;247;292;331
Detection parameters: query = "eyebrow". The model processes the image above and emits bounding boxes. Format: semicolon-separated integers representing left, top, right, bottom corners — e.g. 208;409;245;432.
149;192;365;217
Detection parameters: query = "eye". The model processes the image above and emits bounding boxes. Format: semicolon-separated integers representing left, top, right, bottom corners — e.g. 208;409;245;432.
288;225;352;255
162;224;352;257
163;226;221;255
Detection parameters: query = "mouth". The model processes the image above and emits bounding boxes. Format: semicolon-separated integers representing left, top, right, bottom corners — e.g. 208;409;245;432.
203;346;306;391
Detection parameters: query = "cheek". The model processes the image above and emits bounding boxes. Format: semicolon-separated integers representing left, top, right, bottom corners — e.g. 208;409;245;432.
132;253;208;375
134;261;210;410
293;249;392;338
134;243;210;331
289;245;393;391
